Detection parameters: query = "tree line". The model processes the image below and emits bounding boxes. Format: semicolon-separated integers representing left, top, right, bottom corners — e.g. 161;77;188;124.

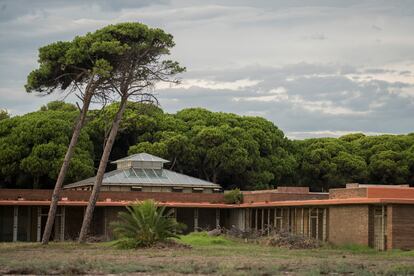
1;100;413;191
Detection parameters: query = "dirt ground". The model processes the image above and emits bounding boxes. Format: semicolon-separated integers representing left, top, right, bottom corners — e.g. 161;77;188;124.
1;238;414;275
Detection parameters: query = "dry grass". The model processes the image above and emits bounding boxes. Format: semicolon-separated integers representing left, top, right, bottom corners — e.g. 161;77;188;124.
0;233;413;275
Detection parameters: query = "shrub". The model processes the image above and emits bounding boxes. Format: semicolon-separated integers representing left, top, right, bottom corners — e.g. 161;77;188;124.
111;199;186;248
224;188;243;204
261;231;321;249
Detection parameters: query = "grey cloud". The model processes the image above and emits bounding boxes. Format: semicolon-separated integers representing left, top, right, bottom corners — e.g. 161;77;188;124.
371;25;382;31
0;0;413;138
399;70;411;76
0;0;168;22
157;64;414;136
305;33;327;40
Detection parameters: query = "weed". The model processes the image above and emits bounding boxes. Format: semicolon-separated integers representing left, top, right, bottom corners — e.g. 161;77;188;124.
0;238;412;275
386;264;414;276
179;231;236;246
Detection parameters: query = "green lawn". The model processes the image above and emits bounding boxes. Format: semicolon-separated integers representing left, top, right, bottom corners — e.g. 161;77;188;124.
1;233;413;275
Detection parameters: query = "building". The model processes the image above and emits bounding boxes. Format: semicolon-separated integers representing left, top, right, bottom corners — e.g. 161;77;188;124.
0;153;413;251
64;153;222;193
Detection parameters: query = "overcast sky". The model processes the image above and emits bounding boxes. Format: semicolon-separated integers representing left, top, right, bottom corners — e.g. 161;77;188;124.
1;0;413;139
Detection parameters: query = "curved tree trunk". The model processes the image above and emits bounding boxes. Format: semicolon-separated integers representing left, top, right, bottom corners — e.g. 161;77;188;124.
78;95;128;243
41;84;95;245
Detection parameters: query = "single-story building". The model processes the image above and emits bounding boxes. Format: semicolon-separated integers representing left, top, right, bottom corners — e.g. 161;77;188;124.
0;154;413;251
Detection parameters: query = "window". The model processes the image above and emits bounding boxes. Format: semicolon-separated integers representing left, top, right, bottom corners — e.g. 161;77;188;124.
172;187;183;193
193;188;204;193
131;186;142;191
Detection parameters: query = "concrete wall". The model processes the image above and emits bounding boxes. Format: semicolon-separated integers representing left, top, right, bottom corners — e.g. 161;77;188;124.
387;204;414;250
328;205;370;246
226;209;246;230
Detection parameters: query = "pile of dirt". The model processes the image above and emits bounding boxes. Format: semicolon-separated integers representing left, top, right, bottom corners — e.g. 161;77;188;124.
261;231;321;249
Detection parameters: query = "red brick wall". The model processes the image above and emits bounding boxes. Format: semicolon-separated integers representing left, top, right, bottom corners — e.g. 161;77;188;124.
329;188;367;199
0;189;225;203
328;205;370;246
367;188;414;199
330;187;414;200
0;188;328;204
242;192;273;203
277;187;309;193
242;192;328;203
387;204;414;250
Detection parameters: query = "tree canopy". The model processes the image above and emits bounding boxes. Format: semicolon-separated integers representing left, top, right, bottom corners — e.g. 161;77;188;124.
77;22;185;242
0;102;94;188
0;101;413;191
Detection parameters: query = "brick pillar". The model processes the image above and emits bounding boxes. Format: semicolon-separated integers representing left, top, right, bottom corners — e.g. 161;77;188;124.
386;205;393;250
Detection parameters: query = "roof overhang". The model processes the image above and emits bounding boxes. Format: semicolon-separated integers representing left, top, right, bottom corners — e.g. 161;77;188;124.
1;198;414;208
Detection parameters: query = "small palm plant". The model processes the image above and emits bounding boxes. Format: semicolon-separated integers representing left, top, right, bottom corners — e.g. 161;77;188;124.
111;199;186;248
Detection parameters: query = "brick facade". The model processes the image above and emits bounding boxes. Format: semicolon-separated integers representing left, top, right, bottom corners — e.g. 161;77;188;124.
0;189;225;204
387;204;414;250
243;190;328;203
1;186;414;250
328;205;370;246
329;188;367;199
367;188;414;199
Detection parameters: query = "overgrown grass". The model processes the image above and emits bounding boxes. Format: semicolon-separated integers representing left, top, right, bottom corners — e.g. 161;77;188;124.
324;243;378;253
1;236;413;275
386;264;414;276
178;231;237;246
304;261;374;276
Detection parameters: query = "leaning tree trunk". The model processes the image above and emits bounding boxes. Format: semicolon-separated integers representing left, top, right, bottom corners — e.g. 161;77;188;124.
41;84;95;245
78;95;128;243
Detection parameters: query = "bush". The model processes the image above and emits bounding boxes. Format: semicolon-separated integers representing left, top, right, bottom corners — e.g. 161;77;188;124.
261;231;321;249
224;188;243;204
111;199;186;248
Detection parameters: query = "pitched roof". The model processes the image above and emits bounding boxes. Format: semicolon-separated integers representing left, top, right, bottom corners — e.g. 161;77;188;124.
112;153;170;164
64;167;221;189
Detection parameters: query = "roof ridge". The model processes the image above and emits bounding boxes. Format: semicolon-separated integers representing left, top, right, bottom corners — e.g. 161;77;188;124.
112;152;170;163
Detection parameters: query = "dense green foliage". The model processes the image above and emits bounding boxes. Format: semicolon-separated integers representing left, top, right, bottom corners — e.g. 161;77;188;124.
295;134;414;191
223;188;244;204
111;199;185;248
0;100;413;191
0;102;94;188
0;109;10;121
25;25;128;95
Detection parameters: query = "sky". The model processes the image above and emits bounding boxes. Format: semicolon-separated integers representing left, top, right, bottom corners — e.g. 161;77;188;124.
0;0;413;139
